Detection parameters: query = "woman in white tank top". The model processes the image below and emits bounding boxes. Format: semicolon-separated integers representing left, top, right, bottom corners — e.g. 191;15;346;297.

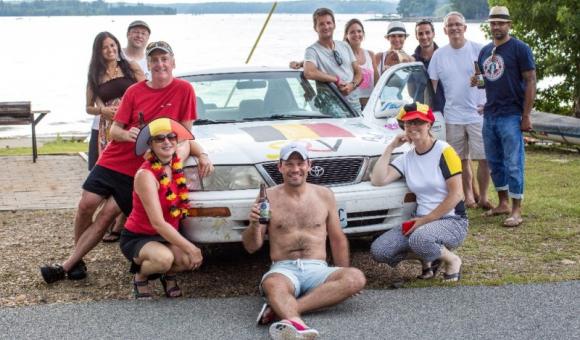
375;21;415;75
343;19;378;109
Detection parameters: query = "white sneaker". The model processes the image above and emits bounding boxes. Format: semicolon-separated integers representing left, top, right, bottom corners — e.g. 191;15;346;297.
269;320;319;340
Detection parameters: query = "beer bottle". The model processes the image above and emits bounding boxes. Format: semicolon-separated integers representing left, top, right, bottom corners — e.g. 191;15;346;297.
474;61;485;89
258;183;271;224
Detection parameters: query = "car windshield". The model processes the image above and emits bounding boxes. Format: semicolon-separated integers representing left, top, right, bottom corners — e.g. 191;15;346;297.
181;71;356;124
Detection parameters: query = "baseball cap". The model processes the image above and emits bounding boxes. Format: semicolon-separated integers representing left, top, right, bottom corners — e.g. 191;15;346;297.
128;20;151;34
385;21;409;37
487;6;512;22
279;142;309;161
396;102;435;124
146;41;174;56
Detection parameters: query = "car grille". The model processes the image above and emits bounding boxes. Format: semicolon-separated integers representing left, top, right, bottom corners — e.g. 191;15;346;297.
261;157;364;186
345;209;389;228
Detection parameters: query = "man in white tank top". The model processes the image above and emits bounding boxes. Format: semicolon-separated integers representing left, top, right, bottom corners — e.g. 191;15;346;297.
123;20;151;79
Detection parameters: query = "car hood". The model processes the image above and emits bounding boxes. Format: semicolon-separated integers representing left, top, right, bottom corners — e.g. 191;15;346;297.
191;118;404;165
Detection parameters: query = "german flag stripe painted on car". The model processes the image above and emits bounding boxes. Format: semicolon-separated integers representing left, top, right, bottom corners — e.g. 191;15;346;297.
306;123;355;137
240;126;287;142
272;124;320;140
439;145;462;179
241;123;355;142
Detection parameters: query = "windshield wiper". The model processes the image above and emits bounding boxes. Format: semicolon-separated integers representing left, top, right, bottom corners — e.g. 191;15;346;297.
193;119;238;125
243;114;333;121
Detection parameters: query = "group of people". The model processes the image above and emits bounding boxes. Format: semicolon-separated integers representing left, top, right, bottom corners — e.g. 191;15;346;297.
298;7;535;228
38;5;536;340
41;20;214;302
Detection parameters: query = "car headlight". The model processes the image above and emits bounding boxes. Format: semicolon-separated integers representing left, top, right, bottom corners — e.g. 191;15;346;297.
184;165;264;191
362;156;380;181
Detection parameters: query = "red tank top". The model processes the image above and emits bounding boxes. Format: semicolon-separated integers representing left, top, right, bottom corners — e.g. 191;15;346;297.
125;161;181;236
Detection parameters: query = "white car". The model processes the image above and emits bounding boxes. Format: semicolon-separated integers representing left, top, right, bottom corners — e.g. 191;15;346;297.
179;64;443;243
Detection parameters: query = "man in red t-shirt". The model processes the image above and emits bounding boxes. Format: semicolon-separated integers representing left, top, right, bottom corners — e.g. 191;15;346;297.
41;41;212;283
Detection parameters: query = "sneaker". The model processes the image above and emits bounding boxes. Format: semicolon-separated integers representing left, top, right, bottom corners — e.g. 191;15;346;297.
40;264;66;284
67;259;87;280
269;320;319;340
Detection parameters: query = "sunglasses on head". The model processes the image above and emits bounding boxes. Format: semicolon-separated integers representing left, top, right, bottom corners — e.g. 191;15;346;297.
332;49;343;66
150;132;178;143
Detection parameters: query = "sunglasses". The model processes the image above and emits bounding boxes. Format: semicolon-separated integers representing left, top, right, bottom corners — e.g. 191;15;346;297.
332;49;343;66
150;132;178;143
404;119;428;127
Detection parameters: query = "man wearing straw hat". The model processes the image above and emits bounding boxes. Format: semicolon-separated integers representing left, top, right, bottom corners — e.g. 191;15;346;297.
303;7;363;112
40;41;212;283
472;6;536;228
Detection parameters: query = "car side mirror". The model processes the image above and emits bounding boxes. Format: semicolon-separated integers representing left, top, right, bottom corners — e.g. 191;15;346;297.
375;100;406;118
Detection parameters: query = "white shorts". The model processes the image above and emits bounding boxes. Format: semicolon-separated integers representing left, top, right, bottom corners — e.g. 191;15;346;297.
446;122;486;160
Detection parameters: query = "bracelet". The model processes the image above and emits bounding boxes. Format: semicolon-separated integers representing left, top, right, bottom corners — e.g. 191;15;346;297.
199;152;208;157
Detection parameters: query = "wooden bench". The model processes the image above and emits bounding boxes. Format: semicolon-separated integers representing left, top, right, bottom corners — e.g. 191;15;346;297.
0;101;49;163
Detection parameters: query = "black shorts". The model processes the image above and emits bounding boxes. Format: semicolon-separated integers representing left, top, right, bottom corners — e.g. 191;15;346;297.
120;229;169;274
82;165;133;216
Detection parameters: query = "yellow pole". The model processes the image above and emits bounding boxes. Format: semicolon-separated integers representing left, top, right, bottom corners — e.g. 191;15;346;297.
225;2;277;107
245;1;278;64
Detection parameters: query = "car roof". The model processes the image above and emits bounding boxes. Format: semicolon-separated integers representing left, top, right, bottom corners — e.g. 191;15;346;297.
177;66;299;77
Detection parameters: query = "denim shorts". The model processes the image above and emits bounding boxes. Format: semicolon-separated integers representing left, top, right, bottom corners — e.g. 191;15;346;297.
260;259;340;297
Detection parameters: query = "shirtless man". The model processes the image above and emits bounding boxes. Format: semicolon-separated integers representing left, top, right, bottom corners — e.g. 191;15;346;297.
243;142;366;340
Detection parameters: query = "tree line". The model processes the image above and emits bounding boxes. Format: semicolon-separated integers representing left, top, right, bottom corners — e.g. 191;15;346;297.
0;0;176;16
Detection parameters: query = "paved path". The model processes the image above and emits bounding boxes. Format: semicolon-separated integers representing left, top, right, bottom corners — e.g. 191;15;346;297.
1;282;578;340
0;155;87;210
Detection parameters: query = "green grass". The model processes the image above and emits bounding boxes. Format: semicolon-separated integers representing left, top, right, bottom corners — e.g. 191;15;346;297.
0;136;88;156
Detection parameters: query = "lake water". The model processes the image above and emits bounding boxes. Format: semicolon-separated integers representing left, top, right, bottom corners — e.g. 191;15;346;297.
0;14;488;137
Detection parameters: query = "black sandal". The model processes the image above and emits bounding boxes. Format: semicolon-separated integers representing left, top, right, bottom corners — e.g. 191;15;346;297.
133;276;152;300
160;274;182;298
417;259;441;280
102;230;121;243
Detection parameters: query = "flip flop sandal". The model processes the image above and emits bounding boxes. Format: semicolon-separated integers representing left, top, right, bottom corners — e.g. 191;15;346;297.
102;231;121;243
160;274;182;298
256;303;278;325
503;216;523;228
482;209;510;217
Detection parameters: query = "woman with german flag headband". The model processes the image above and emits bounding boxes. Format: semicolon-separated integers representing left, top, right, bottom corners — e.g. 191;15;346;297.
369;102;468;282
120;117;213;299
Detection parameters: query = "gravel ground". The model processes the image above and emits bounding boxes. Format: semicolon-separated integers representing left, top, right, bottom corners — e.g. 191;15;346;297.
0;209;417;307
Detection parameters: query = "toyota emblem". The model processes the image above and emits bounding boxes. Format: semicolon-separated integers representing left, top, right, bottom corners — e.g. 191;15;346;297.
309;165;325;177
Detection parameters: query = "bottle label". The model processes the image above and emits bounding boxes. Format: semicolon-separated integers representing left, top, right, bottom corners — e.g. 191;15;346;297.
476;74;485;88
259;201;271;220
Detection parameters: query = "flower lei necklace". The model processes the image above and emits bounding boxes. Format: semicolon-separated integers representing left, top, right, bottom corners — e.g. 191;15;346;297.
146;152;189;219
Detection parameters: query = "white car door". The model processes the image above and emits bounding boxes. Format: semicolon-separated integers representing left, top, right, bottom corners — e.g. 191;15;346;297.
362;62;446;140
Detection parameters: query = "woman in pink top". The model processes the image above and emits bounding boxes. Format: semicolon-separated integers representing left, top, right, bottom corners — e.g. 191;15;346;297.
343;19;378;109
120;118;212;299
